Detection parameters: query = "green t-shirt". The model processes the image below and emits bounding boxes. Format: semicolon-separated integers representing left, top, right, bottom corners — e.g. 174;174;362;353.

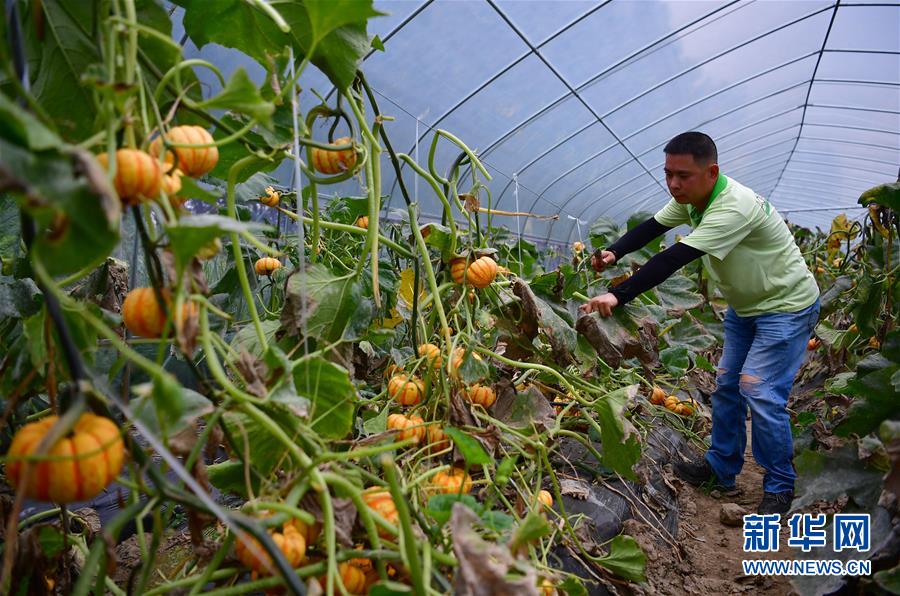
653;174;819;317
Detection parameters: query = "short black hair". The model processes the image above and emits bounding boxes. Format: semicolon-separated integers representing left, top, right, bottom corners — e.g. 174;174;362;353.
664;132;717;164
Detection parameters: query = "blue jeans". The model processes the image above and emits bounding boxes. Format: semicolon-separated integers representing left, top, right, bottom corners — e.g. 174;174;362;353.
704;299;820;494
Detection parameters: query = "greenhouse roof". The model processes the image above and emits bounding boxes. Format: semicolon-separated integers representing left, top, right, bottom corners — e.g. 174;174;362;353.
175;0;900;245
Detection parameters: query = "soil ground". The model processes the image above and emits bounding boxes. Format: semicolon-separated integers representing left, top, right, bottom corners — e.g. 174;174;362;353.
627;420;799;596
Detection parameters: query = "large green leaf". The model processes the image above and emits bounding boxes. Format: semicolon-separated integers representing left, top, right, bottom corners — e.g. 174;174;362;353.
443;427;491;467
222;408;293;476
793;445;884;510
1;141;120;276
653;273;703;312
659;345;690;376
23;0;99;141
597;535;646;583
591;385;641;480
0;92;61;150
293;356;356;439
166;214;269;271
303;0;384;43
281;264;368;343
834;365;900;437
0;277;42;320
197;68;275;126
663;313;717;352
131;385;213;437
512;279;577;364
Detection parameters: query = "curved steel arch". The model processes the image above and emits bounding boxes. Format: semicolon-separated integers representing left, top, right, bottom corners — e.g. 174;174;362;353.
798;135;900;152
470;0;821;170
789;158;897;177
780;168;889;185
793;148;899;167
803;122;900;137
476;16;826;212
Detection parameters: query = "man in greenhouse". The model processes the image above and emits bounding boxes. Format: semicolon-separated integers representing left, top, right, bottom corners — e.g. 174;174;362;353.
579;131;820;516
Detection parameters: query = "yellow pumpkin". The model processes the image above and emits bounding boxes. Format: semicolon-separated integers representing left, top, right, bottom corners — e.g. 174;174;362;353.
254;257;282;276
148;125;218;178
259;186;280;207
430;467;473;495
96;149;162;205
355;216;369;229
387;413;426;445
7;413;125;503
235;517;306;575
388;374;425;406
418;343;442;369
463;384;496;408
310;136;357;175
466;256;498;289
122;287;197;338
538;489;553;508
573;241;585;253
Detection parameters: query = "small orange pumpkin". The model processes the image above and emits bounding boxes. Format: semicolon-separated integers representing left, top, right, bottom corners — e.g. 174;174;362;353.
430;467;473;495
573;241;585;253
807;337;821;351
259;186;280;207
149;125;218;178
426;423;451;454
466;256;498;289
355;216;369;229
418;343;442;369
318;561;368;594
7;413;125;503
160;168;184;207
235;517;307;575
388;374;425;406
362;487;398;537
538;489;553;508
463;384;496;408
122;288;197;338
310;136;357;175
649;386;666;406
387;413;426;445
96;149;162;205
449;258;468;284
255;257;282;276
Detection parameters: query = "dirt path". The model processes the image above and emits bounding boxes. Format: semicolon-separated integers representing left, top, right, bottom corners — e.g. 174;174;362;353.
626;422;799;595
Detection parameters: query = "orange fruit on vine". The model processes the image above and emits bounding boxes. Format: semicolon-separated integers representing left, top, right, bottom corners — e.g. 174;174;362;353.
649;386;666;405
235;517;307;575
463;384;496;408
387;413;426;445
122;287;197;338
430;467;473;495
7;413;125;503
97;149;162;205
149;125;218;178
160;167;184;208
539;577;557;596
426;423;451;454
318;561;367;594
388;374;425;406
538;489;553;508
573;241;585;253
254;257;282;276
418;343;442;369
869;336;881;350
362;487;399;536
259;186;280;207
466;256;498;288
807;337;821;351
310;136;357;175
449;257;468;284
355;216;369;229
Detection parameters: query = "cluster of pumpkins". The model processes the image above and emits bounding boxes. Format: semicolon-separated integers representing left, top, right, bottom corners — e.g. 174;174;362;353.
648;386;696;416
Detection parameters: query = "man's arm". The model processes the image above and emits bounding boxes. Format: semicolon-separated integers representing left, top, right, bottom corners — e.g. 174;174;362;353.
607;242;705;306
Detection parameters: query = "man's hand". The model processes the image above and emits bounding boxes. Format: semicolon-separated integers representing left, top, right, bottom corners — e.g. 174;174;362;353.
579;293;619;317
590;249;617;273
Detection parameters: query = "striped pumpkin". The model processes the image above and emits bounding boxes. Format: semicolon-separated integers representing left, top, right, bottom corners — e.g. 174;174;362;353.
122;287;196;338
463;384;496;408
148;125;218;178
96;149;162;205
6;413;124;503
254;257;282;276
387;413;426;445
310;136;357;175
466;256;498;288
388;374;424;406
235;517;307;575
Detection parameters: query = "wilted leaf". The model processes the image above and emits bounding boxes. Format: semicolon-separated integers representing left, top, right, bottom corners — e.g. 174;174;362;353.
575;306;658;369
492;383;555;432
513;279;576;364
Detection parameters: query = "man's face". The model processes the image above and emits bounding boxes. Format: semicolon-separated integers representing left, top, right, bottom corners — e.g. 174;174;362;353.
664;153;718;204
